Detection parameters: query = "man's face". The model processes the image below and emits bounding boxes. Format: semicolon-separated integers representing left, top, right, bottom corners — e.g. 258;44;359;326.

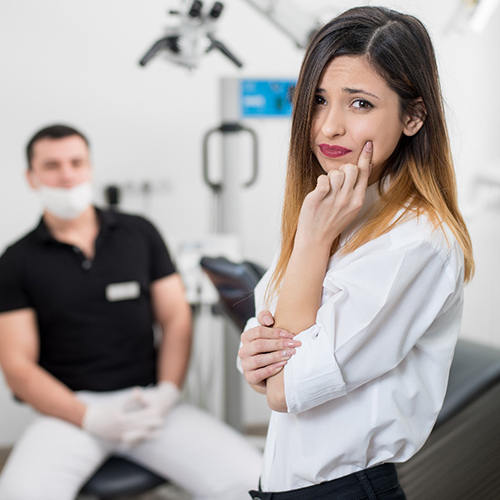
27;135;92;189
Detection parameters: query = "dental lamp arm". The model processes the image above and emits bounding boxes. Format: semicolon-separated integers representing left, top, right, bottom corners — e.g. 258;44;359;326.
139;36;180;66
206;35;243;67
242;0;319;48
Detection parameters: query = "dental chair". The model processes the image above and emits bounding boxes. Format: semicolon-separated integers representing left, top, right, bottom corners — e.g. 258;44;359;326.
201;256;500;500
78;456;167;499
396;339;500;499
201;256;266;331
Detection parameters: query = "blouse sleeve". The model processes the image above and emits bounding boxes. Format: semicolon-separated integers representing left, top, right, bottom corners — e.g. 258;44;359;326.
284;227;464;414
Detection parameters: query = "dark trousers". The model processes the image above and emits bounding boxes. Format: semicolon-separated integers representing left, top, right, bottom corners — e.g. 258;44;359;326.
249;463;406;500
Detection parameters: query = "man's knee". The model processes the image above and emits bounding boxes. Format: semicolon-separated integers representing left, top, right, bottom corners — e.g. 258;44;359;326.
0;472;81;500
0;474;51;500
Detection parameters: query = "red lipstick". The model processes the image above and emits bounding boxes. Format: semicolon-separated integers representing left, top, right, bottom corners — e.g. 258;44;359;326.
319;144;352;158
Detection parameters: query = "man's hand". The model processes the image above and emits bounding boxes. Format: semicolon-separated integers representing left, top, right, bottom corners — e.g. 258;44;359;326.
82;393;164;446
238;310;301;390
137;381;181;417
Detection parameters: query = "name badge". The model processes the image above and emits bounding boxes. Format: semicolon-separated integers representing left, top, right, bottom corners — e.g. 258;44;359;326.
106;281;141;302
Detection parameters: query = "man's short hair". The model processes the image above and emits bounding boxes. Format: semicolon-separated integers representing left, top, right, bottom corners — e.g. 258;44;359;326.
26;124;90;170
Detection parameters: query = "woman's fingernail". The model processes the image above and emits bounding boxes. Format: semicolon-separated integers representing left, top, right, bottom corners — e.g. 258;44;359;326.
262;314;273;326
285;341;296;348
365;141;373;152
282;349;295;358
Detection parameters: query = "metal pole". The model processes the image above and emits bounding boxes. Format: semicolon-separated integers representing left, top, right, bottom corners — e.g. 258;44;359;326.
219;77;244;431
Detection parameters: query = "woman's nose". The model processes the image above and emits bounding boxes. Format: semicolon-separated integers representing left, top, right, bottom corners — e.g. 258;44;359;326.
321;107;345;138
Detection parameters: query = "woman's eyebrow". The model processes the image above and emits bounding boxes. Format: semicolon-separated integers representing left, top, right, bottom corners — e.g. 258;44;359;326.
315;87;381;100
342;87;380;99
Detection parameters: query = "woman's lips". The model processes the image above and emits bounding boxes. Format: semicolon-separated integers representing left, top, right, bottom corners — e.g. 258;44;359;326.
318;144;352;158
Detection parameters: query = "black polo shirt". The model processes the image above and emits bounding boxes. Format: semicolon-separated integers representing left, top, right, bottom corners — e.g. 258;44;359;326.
0;208;176;392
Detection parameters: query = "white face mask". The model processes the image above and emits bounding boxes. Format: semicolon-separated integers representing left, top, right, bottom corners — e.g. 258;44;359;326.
37;182;93;220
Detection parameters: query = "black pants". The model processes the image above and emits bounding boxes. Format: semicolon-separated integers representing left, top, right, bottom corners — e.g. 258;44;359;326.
249;463;406;500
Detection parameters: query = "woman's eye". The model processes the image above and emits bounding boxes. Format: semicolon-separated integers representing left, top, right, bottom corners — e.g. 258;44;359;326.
352;99;373;110
313;95;326;106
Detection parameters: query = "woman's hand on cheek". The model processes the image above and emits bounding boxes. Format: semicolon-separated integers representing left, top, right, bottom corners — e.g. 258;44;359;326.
296;141;373;247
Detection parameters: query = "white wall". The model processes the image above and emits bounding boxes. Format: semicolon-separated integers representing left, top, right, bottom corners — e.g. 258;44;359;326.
0;0;499;445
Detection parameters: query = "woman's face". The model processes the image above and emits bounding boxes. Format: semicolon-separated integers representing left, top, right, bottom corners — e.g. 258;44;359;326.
310;55;413;183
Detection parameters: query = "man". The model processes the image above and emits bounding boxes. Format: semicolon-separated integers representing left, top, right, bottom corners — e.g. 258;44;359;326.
0;124;261;500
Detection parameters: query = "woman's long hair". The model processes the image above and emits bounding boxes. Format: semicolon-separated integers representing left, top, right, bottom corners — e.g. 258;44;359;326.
267;6;474;303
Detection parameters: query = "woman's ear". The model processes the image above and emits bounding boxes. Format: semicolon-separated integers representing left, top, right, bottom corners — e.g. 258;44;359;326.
403;97;426;137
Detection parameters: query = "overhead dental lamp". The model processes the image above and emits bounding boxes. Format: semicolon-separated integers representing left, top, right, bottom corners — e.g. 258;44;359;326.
139;0;243;70
465;0;500;33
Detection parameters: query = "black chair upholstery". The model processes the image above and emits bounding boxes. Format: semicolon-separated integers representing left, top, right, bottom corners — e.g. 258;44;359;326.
79;456;166;499
397;340;500;500
435;339;500;428
201;255;500;500
200;256;264;330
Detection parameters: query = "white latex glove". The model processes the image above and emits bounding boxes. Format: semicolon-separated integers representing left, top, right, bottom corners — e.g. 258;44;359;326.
138;381;181;417
82;391;164;446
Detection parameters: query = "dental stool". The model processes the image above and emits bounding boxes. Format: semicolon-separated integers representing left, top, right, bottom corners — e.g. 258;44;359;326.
201;256;500;500
78;456;167;499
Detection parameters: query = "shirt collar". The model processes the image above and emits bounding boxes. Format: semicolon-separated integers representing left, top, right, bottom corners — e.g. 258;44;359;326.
33;206;118;244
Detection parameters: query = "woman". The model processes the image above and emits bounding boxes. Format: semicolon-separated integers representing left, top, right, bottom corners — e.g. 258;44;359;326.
239;6;474;500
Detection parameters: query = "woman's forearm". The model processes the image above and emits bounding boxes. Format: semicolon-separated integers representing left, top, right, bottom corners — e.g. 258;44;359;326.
274;241;331;334
265;147;372;413
267;240;331;412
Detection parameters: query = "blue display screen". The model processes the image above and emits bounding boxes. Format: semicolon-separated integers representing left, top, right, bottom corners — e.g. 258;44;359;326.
241;79;295;118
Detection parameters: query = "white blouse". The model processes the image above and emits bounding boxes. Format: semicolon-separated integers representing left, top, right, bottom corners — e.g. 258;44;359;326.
243;182;465;492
